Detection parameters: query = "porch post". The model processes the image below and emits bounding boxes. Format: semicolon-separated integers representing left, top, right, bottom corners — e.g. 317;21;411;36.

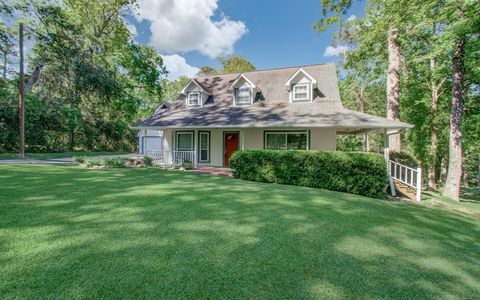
193;129;198;167
383;129;390;162
385;129;396;197
416;167;422;202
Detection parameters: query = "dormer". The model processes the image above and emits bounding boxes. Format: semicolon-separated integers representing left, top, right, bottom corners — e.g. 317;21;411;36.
230;74;256;106
285;68;317;103
180;79;212;108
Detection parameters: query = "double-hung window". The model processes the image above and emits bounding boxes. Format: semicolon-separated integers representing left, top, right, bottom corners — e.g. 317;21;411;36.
292;84;310;102
176;132;194;151
235;87;251;105
187;92;200;107
198;131;210;162
265;131;308;150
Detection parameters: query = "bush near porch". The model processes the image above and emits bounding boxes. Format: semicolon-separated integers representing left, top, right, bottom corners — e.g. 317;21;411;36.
230;150;388;198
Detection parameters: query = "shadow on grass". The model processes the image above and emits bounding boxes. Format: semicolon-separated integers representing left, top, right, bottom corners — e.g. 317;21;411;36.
0;165;479;299
461;187;480;204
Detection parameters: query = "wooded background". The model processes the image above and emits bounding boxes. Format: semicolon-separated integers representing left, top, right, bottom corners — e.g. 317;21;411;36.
0;0;478;199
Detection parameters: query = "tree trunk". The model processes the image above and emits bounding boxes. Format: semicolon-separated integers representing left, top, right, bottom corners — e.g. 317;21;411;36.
387;27;402;152
428;56;440;190
463;164;469;188
2;52;7;79
477;154;480;188
355;89;370;152
18;23;25;159
443;37;466;201
440;155;448;184
25;63;44;93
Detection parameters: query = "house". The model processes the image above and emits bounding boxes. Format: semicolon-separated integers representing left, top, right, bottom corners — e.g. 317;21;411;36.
137;130;163;154
132;63;412;167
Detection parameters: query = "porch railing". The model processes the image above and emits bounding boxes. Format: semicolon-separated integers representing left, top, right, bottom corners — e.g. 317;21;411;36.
388;159;422;201
145;150;196;167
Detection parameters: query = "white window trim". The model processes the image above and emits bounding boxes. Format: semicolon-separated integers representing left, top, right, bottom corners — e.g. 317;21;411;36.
291;83;311;102
187;92;201;107
264;131;309;150
235;87;252;105
198;131;210;163
284;68;317;86
176;132;194;151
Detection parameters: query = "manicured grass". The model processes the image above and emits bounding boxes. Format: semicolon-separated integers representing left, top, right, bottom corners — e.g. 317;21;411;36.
423;187;480;217
0;165;479;299
0;151;126;160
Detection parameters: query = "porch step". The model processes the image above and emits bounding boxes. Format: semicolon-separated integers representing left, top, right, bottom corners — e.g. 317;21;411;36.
392;179;417;201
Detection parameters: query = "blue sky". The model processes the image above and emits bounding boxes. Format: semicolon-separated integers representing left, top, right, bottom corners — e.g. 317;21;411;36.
128;0;366;79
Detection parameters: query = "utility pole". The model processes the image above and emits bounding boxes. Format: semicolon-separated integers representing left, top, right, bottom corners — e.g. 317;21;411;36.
18;23;25;159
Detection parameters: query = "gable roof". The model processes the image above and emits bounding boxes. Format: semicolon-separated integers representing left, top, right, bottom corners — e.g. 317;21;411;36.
284;67;317;86
134;63;412;131
229;74;256;89
180;79;212;95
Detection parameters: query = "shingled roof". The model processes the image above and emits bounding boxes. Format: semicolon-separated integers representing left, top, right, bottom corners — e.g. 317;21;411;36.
133;63;412;132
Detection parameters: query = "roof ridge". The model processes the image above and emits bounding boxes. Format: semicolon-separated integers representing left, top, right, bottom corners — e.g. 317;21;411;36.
195;62;334;79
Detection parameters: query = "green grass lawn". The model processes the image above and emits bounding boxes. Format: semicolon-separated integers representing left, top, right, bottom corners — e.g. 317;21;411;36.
0;151;126;160
1;165;479;299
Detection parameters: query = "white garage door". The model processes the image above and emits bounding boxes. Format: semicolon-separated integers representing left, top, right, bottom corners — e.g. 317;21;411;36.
141;137;163;154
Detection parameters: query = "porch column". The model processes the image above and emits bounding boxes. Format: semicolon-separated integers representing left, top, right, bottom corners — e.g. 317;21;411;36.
193;129;198;167
383;129;390;161
384;129;396;197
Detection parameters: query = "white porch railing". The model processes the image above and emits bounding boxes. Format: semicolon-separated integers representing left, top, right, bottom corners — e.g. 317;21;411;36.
145;150;196;167
388;159;422;201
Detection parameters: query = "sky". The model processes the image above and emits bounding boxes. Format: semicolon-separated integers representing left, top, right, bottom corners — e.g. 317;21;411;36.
127;0;367;80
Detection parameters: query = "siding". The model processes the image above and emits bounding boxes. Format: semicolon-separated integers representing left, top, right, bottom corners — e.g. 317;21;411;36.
163;127;336;167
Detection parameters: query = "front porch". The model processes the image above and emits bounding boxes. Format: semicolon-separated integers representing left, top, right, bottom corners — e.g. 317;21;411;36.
141;127;337;168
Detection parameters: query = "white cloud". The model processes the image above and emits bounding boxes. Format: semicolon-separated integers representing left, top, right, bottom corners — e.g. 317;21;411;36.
162;54;200;80
125;22;137;37
323;45;349;57
135;0;247;58
347;15;357;22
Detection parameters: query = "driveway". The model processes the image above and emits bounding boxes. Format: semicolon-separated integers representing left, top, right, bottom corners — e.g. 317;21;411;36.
0;157;74;164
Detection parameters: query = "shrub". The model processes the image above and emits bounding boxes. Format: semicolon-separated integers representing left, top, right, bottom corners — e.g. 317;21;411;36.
389;151;418;167
84;158;105;168
104;157;126;168
229;150;388;198
182;159;193;170
73;156;88;164
143;156;153;167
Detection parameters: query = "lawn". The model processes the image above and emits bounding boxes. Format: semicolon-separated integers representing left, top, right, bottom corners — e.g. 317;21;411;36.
0;165;479;299
0;151;126;160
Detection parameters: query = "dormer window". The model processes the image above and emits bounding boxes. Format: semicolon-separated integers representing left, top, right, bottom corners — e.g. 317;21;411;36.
235;87;251;105
230;74;256;106
293;83;310;102
187;92;200;107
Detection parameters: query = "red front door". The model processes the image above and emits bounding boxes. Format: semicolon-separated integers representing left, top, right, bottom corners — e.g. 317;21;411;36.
224;132;239;167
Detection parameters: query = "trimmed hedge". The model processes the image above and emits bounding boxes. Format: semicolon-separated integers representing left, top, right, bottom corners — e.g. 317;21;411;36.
229;150;388;198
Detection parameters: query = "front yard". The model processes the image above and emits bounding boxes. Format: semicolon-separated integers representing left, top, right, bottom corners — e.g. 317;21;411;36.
0;165;479;298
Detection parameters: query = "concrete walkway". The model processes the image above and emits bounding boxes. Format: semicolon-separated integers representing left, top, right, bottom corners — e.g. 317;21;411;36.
0;157;74;164
0;153;137;165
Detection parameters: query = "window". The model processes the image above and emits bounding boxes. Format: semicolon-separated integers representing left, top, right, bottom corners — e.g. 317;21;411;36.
187;92;200;107
198;131;210;162
265;132;308;150
235;87;251;104
292;83;310;102
176;132;194;151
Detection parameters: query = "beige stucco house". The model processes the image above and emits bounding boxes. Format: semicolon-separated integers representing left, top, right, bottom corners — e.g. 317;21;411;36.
132;63;412;167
